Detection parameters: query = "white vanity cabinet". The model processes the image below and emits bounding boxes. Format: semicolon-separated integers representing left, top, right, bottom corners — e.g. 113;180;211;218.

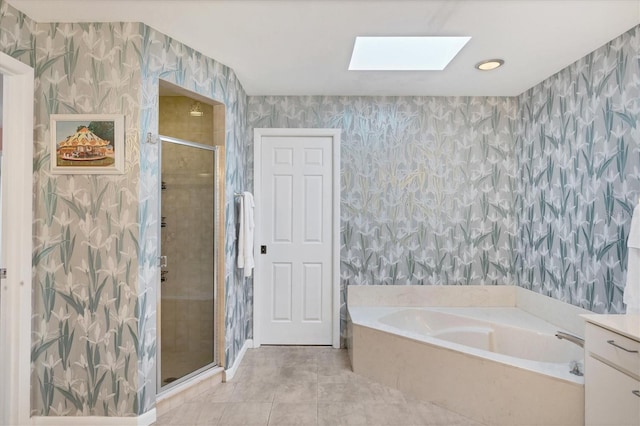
583;315;640;426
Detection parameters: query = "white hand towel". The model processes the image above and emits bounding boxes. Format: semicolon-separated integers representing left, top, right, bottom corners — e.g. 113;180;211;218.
237;192;255;277
624;202;640;314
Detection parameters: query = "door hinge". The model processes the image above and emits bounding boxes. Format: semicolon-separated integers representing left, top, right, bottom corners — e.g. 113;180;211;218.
0;268;6;279
158;256;168;268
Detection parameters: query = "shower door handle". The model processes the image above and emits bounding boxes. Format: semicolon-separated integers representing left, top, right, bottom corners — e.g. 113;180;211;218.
159;256;168;268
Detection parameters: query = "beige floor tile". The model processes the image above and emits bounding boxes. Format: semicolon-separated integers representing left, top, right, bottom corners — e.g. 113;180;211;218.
155;347;483;426
195;402;226;425
218;402;272;425
234;365;282;383
317;402;367;425
159;402;205;425
154;411;176;425
362;380;407;403
229;381;278;402
317;350;350;364
267;424;317;426
362;402;422;425
268;402;317;425
317;368;361;384
274;381;318;403
243;351;280;367
193;382;237;403
409;401;483;425
276;365;318;383
318;382;360;402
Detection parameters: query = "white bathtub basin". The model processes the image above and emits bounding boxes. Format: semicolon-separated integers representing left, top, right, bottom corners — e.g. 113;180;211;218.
346;285;587;426
375;307;584;366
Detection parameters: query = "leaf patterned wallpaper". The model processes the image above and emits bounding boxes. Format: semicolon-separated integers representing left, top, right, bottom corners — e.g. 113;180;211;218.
248;97;519;339
136;24;252;413
0;0;252;417
515;26;640;313
31;18;144;417
1;0;639;417
248;25;640;339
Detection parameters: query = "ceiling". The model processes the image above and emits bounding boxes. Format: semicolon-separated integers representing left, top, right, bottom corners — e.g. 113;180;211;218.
8;0;640;96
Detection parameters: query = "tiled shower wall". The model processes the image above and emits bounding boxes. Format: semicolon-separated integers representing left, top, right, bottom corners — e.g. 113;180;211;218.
159;96;214;145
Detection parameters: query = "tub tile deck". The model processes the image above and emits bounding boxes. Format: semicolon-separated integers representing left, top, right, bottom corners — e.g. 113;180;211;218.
154;346;483;426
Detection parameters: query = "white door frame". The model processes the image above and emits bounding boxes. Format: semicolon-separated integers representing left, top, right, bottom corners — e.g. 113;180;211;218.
253;128;340;349
0;53;34;426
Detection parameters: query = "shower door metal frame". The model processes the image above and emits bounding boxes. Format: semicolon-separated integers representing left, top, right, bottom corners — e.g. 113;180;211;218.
157;134;221;393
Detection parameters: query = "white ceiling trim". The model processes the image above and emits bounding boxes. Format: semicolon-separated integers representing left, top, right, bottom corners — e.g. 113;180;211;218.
7;0;640;96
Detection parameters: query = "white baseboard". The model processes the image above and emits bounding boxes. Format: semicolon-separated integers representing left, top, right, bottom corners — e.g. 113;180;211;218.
223;339;252;381
32;409;156;426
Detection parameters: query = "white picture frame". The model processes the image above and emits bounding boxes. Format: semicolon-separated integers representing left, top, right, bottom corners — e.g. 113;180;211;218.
50;114;125;174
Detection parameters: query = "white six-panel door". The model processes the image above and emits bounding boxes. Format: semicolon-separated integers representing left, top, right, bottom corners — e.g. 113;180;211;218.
0;52;34;426
254;129;340;347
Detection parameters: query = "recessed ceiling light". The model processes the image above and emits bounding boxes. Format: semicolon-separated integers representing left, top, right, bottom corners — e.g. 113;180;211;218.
475;59;504;71
348;36;471;71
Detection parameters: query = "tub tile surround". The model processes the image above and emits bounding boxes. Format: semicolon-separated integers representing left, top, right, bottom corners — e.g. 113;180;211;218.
347;285;589;425
347;284;517;308
348;284;589;335
154;346;483;426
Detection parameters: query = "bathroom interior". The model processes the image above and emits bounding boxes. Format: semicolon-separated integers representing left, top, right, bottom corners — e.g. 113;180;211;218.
0;0;638;425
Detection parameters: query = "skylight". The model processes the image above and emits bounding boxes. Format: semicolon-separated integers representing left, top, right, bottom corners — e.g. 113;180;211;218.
348;36;471;71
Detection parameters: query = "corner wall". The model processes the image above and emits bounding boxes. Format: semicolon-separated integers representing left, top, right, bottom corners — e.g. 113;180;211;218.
248;96;519;340
247;25;640;333
0;0;253;417
515;26;640;313
130;22;253;413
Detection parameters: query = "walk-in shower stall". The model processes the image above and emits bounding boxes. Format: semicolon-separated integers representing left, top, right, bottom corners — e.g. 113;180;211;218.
157;84;225;391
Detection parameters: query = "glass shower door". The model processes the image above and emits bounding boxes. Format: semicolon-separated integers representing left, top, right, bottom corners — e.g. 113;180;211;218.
159;137;217;388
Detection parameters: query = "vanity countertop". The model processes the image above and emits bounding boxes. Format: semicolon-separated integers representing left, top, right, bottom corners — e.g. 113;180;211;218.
582;314;640;341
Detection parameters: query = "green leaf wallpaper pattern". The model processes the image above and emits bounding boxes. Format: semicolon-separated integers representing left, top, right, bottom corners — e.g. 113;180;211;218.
515;26;640;313
1;0;253;416
247;25;640;342
248;96;519;342
1;0;639;417
28;18;143;417
136;24;252;412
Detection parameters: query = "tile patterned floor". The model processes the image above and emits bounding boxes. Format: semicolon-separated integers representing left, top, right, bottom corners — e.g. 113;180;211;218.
154;346;483;426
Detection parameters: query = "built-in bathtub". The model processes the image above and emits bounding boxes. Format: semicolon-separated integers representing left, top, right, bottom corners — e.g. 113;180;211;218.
346;285;589;426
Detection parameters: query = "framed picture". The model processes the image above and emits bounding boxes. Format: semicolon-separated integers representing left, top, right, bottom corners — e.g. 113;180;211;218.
50;114;125;174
